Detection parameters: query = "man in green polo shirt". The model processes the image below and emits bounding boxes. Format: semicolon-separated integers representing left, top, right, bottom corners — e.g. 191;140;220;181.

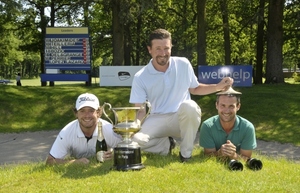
199;87;257;162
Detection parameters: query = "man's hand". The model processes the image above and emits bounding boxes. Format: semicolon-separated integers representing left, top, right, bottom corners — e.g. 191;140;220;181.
216;77;234;91
219;140;236;159
72;158;90;165
103;150;113;161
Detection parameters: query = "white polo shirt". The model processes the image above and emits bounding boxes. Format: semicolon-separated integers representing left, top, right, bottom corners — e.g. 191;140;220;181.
130;56;199;114
49;118;122;159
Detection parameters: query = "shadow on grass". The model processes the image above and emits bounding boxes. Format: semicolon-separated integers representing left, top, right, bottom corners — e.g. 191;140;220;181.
30;157;114;179
60;161;113;179
141;147;211;168
27;149;266;180
36;149;211;179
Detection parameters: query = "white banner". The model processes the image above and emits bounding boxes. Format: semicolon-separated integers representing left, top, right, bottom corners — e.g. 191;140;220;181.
99;66;144;86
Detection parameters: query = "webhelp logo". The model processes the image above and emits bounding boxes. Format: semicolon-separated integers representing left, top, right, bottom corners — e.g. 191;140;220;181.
198;65;252;87
118;71;131;81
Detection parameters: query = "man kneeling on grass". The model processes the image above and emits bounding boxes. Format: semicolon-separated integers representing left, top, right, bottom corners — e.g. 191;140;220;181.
199;87;258;168
46;93;122;165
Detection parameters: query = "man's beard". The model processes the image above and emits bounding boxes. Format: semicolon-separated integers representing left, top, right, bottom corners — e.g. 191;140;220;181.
156;55;169;66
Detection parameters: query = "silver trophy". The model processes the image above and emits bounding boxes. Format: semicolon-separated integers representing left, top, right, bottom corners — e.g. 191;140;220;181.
102;101;151;171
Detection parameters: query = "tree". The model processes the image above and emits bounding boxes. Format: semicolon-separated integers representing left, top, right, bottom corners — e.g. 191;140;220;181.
283;0;300;72
219;0;231;65
1;0;299;85
265;0;284;83
197;0;207;68
255;0;266;85
112;0;124;66
0;0;24;78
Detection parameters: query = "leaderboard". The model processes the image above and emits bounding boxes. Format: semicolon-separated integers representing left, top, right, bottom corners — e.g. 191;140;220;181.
44;27;91;71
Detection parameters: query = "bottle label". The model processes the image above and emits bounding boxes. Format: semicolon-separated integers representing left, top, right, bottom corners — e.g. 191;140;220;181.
97;151;105;163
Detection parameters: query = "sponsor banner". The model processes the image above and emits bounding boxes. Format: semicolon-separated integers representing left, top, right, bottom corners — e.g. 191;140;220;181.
198;65;252;87
99;66;144;86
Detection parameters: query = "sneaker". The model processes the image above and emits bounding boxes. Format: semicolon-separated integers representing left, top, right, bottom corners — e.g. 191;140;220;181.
179;152;191;163
169;137;176;154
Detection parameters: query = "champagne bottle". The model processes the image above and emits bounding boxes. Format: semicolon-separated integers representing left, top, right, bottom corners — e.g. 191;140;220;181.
96;120;107;162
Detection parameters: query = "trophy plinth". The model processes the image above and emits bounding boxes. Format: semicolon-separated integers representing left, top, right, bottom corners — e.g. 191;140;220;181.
102;103;150;171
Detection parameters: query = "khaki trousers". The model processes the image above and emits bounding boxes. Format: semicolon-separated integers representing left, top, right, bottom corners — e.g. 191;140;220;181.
132;100;201;158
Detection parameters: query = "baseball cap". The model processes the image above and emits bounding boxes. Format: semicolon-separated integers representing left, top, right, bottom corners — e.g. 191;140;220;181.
75;93;100;110
216;87;242;95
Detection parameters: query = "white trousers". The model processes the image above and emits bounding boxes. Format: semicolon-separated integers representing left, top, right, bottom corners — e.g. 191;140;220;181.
132;100;201;158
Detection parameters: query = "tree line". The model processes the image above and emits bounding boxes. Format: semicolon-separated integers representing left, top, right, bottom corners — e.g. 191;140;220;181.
0;0;299;84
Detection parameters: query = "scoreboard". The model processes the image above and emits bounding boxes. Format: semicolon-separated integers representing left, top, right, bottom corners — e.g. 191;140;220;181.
44;27;91;70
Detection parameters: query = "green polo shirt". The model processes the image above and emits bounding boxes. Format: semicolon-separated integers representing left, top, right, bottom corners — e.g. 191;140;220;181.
199;115;257;153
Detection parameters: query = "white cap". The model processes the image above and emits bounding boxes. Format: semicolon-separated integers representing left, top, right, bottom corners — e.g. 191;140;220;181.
75;93;100;110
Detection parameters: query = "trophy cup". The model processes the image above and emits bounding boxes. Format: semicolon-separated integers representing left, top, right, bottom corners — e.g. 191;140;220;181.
102;102;151;171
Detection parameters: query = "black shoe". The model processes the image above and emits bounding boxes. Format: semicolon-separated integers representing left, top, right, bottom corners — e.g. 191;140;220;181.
179;152;191;163
169;137;176;154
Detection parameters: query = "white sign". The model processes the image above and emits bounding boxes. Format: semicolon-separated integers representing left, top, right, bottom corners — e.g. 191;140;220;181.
99;66;144;86
45;69;59;74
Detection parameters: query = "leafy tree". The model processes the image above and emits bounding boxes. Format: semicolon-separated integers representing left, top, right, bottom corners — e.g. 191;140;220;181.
0;0;24;78
0;0;298;86
283;0;300;72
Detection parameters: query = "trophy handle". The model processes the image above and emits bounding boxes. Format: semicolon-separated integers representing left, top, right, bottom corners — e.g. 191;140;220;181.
102;102;115;125
140;101;151;124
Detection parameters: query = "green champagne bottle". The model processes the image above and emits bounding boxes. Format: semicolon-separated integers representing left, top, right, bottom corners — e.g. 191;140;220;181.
96;121;107;162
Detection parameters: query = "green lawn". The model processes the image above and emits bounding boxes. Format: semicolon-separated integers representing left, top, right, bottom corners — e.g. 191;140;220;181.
1;78;299;145
0;79;300;192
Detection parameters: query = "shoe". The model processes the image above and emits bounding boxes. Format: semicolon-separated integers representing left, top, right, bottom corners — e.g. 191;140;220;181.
169;137;176;154
179;152;191;163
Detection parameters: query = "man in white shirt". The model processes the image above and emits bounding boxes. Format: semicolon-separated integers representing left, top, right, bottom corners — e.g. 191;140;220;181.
46;93;122;165
130;29;233;162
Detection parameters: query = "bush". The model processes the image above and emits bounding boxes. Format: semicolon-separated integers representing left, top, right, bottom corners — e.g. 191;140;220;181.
293;72;300;82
